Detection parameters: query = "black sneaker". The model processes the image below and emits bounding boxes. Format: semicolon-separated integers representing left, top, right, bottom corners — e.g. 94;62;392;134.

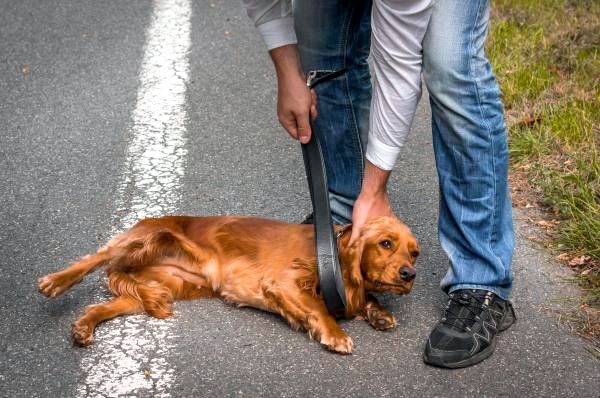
423;289;516;369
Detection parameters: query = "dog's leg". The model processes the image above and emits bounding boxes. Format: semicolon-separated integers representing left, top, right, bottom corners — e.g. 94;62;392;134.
265;288;354;354
38;248;111;298
362;294;397;331
71;296;142;346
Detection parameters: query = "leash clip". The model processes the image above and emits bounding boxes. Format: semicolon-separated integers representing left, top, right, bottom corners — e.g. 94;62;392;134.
306;70;318;88
305;69;346;90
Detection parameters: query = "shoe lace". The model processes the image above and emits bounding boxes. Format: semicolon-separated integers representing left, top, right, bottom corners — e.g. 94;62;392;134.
439;291;492;333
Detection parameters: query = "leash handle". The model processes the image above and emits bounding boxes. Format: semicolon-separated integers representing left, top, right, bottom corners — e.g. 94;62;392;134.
301;69;347;316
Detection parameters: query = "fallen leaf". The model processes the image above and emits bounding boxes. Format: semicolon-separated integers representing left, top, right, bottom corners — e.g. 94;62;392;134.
527;236;544;243
144;369;150;378
536;220;556;228
581;269;592;275
516;115;542;127
21;66;29;74
568;255;590;267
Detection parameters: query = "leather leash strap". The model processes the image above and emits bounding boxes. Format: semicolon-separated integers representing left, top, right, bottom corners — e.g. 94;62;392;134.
301;69;347;316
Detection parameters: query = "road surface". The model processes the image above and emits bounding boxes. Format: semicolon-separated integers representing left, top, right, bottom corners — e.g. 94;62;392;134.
1;0;598;396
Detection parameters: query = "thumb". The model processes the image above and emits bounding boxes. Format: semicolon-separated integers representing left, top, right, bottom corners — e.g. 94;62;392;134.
349;211;365;246
296;112;312;144
310;89;318;121
348;223;361;247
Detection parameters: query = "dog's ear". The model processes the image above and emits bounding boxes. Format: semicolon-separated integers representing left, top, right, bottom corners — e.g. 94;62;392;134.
339;225;365;286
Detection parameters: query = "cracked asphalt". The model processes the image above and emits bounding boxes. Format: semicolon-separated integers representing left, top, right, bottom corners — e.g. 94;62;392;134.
1;1;599;397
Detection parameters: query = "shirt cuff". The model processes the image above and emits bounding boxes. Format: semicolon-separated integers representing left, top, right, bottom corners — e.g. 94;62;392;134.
365;135;403;171
257;16;297;50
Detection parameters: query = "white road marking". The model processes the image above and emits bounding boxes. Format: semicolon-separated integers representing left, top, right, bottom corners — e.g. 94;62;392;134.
77;0;192;396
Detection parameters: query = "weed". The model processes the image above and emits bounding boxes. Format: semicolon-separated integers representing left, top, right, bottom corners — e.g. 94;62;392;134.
489;0;600;347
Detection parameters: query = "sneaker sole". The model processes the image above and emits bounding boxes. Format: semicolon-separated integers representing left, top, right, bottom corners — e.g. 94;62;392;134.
422;338;498;369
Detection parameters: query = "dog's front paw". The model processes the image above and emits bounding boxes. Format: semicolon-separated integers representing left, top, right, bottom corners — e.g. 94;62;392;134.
321;333;354;354
38;273;72;298
367;308;397;331
71;321;94;346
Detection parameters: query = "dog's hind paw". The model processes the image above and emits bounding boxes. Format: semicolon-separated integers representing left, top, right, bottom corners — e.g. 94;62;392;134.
71;321;94;346
322;334;354;354
37;274;72;298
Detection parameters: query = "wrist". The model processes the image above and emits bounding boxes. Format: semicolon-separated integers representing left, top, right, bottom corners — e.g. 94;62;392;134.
269;44;304;82
360;160;391;196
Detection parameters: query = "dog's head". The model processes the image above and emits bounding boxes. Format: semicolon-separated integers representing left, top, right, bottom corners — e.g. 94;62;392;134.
340;216;419;295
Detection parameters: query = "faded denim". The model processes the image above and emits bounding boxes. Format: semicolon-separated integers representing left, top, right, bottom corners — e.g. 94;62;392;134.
294;0;514;298
294;0;373;224
423;0;514;299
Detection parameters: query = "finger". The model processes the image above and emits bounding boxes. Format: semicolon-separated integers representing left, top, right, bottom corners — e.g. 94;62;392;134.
279;115;299;140
349;212;363;246
348;223;361;247
296;112;312;144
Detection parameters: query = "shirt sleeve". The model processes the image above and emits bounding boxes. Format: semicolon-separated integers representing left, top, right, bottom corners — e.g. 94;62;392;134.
365;0;433;171
242;0;297;50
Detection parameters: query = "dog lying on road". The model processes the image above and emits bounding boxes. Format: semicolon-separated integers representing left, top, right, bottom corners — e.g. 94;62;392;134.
38;215;419;353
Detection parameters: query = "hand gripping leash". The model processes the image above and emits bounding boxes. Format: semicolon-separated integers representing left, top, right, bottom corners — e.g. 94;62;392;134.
301;69;347;316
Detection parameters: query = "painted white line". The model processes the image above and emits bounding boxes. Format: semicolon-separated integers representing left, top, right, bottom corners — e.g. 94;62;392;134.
77;0;191;396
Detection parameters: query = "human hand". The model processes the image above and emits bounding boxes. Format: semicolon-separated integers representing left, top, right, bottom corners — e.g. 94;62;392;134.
277;73;317;144
269;45;317;144
350;190;394;245
349;160;394;245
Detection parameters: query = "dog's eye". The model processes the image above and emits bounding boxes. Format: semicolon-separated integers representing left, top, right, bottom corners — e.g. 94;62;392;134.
379;239;392;249
411;250;420;258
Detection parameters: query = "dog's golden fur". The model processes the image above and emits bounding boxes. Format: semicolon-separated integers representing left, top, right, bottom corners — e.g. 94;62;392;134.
38;215;419;353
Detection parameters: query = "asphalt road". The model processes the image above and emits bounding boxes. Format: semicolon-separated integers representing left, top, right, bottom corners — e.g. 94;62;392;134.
1;1;598;397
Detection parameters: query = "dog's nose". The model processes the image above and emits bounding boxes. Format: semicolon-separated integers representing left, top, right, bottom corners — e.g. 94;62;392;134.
399;267;416;281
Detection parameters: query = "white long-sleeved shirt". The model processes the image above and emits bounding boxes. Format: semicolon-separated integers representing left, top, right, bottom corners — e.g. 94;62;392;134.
243;0;433;171
242;0;296;50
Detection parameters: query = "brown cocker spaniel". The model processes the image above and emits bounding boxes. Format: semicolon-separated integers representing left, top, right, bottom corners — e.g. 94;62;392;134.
38;215;419;354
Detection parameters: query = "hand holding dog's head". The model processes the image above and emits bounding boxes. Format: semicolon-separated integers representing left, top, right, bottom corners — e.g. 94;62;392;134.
341;216;419;295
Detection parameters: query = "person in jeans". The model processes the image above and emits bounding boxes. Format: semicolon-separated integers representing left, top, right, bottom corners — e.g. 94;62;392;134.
243;0;516;368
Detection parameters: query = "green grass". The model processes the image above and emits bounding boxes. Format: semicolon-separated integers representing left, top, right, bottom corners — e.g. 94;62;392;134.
488;0;600;344
543;99;596;146
487;20;555;107
543;156;600;255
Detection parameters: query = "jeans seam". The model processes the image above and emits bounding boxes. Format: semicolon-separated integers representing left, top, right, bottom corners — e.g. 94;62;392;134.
341;1;365;185
469;0;503;273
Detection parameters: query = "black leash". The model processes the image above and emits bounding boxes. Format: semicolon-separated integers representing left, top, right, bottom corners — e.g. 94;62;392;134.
301;69;347;316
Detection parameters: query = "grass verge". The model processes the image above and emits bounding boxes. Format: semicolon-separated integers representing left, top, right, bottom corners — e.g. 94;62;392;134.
488;0;599;350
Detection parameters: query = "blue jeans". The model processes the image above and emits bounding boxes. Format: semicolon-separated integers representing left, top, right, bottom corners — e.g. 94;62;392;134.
294;0;373;225
423;0;514;299
294;0;514;299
